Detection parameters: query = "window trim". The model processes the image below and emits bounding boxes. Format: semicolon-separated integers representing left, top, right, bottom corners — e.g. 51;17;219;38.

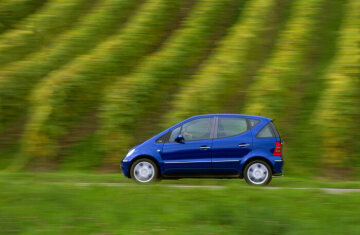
256;122;276;139
213;116;249;139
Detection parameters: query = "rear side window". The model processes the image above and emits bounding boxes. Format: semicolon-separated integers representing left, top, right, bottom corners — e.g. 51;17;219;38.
257;123;275;138
217;117;248;138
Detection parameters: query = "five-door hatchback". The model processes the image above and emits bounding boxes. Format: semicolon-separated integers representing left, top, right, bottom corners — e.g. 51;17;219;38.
121;114;283;185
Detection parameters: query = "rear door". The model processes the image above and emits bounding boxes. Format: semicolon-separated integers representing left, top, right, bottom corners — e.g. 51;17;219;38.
211;116;252;175
161;117;215;176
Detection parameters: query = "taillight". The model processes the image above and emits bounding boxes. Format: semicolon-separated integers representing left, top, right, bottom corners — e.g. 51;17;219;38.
273;142;282;156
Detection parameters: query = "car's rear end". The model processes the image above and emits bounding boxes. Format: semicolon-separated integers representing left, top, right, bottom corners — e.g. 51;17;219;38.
252;119;284;176
268;121;283;176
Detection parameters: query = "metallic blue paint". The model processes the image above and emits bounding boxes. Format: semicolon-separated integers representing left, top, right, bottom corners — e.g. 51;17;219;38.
162;138;213;175
120;114;283;179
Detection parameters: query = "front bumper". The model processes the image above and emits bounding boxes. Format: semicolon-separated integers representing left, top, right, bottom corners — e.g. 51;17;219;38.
120;160;131;178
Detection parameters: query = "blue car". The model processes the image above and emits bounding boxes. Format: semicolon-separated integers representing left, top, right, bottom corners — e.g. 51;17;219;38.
121;114;283;185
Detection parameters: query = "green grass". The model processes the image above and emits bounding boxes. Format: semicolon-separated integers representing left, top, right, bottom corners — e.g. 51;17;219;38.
0;173;359;234
2;172;360;189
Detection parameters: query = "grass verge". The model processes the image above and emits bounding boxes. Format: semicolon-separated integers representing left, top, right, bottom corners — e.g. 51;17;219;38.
0;173;359;234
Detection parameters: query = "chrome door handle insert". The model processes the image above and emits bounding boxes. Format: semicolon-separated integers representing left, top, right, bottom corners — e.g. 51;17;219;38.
238;144;250;147
200;146;211;149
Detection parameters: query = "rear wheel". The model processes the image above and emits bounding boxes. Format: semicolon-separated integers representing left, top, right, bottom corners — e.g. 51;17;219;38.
130;159;158;183
244;160;272;185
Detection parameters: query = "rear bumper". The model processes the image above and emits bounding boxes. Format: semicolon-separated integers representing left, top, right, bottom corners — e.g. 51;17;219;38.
273;159;284;175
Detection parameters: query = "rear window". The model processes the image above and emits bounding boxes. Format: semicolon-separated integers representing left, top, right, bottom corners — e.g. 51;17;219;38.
256;123;275;138
269;122;280;138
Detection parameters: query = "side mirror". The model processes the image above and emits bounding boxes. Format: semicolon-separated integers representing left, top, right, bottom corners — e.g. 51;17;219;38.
175;134;184;143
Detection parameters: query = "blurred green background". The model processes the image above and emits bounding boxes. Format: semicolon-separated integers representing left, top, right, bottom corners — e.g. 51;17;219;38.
0;0;359;233
0;0;358;177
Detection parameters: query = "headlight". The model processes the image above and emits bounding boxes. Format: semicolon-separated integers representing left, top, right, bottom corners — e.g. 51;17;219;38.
126;148;135;158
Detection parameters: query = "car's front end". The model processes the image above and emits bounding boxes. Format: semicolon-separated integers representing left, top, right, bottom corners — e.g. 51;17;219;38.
120;149;134;178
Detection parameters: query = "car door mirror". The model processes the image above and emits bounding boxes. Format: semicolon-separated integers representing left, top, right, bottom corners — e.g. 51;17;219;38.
175;134;184;143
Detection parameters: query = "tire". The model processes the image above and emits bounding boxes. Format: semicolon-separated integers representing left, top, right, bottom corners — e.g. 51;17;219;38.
130;158;159;183
244;160;272;185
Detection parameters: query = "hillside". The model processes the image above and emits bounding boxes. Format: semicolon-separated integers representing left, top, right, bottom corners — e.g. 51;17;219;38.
0;0;358;178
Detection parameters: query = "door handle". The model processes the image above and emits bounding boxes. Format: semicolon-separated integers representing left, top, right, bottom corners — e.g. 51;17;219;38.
200;146;211;149
238;143;250;147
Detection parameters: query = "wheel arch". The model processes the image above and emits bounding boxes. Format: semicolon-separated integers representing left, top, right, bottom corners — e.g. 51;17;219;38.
240;156;273;178
129;155;161;178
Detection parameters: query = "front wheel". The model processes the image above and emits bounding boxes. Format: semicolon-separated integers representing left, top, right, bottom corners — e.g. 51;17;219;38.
130;159;159;183
244;160;272;185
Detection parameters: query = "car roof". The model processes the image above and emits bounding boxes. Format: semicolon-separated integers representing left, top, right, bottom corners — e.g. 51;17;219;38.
190;114;272;121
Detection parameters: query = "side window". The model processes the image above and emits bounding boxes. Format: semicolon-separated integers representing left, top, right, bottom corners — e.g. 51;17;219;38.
248;119;260;128
217;117;248;138
181;118;212;141
156;132;169;143
269;122;280;138
256;123;275;138
168;126;181;142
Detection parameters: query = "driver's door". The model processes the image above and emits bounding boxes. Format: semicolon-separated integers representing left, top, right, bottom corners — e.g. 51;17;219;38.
161;117;214;176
